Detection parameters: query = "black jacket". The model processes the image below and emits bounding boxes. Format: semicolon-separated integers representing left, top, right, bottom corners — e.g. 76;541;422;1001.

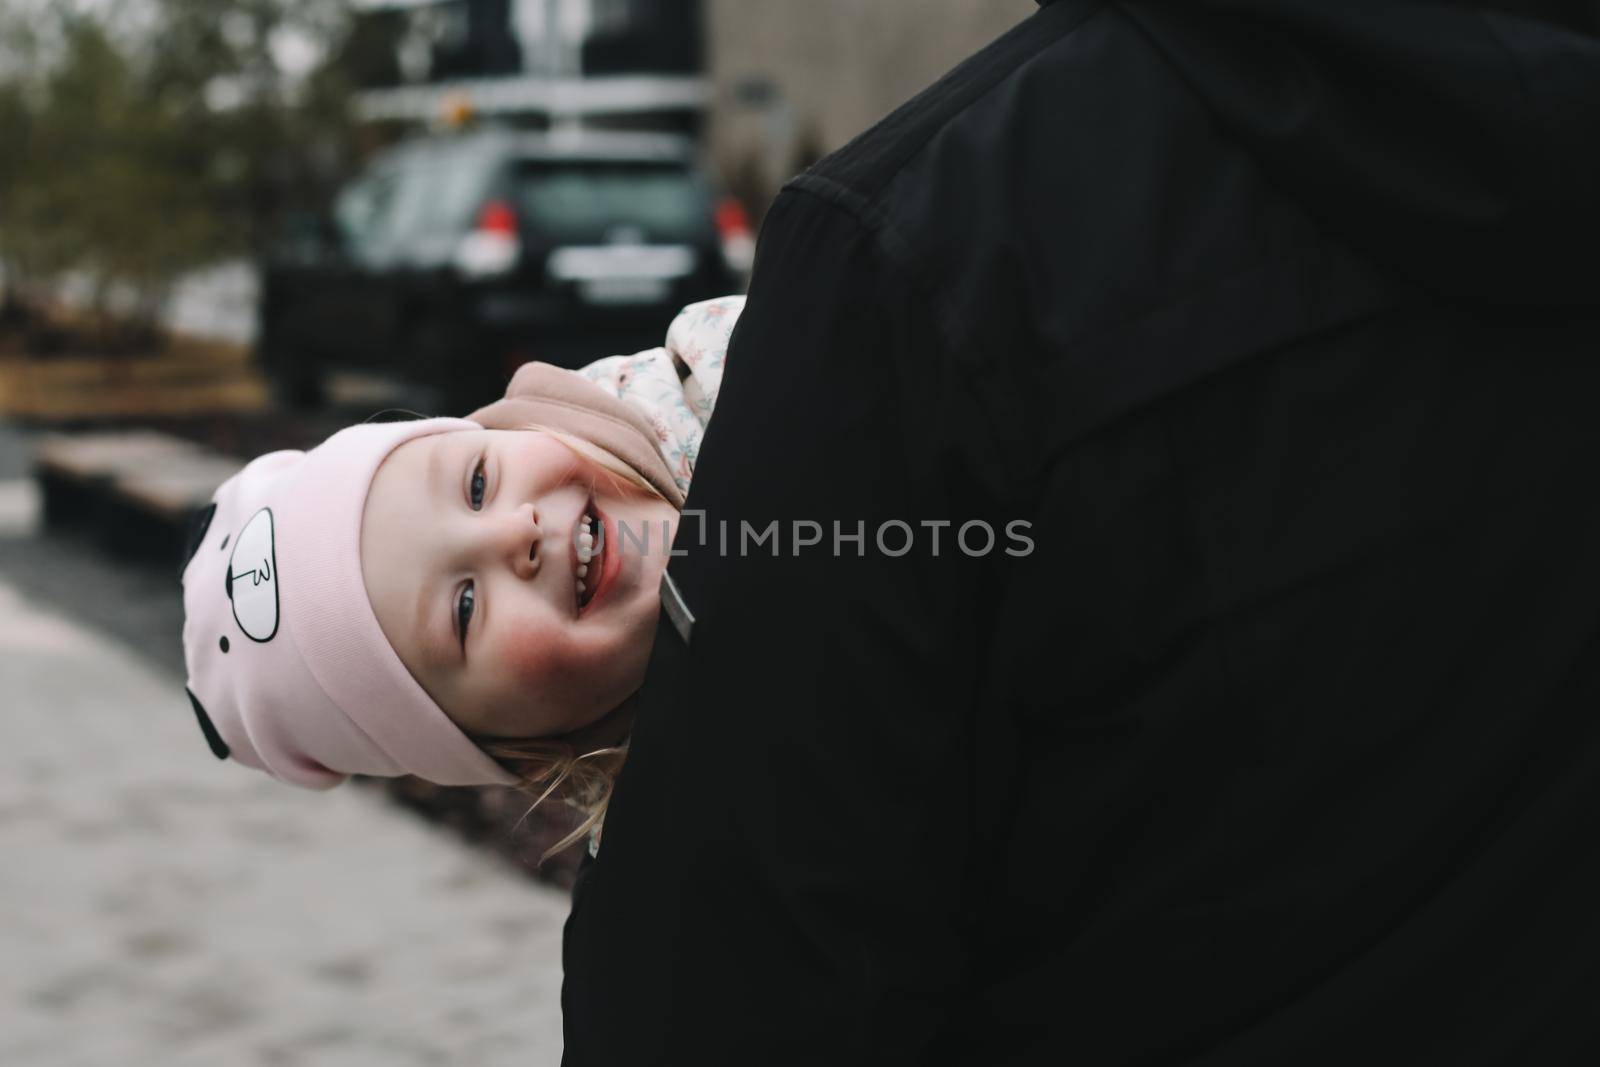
562;3;1600;1063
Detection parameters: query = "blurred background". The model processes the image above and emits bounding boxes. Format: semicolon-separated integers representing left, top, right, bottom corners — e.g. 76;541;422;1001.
0;1;1030;1063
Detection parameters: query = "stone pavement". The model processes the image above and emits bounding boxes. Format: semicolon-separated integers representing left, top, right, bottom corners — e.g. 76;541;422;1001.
0;576;571;1066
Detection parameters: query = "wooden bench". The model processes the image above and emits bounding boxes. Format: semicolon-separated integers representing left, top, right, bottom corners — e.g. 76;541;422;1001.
34;431;243;561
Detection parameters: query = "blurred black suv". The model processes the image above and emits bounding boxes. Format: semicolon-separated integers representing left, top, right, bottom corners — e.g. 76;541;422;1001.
257;127;750;411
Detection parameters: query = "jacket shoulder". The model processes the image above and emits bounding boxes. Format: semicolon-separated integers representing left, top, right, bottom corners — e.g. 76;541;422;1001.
796;0;1104;209
783;0;1402;453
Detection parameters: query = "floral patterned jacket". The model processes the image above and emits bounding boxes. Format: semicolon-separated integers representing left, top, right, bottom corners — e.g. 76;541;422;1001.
576;294;745;500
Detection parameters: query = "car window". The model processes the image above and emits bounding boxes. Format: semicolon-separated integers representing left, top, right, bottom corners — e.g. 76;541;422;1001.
380;151;492;247
381;157;443;247
429;154;489;234
332;169;400;256
511;161;705;242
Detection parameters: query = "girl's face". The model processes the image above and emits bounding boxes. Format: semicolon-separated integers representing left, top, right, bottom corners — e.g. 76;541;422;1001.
360;428;678;740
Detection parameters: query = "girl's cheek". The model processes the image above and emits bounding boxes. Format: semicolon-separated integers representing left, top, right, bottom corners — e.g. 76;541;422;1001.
489;620;570;687
488;617;610;693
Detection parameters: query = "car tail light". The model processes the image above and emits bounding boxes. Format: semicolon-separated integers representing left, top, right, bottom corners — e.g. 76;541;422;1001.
715;196;755;278
714;198;750;242
477;199;519;236
455;199;522;277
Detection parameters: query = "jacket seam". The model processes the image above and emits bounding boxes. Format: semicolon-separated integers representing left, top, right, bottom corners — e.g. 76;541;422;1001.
783;0;1110;211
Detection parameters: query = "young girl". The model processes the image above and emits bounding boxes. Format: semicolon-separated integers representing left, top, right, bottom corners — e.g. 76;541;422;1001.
181;295;743;857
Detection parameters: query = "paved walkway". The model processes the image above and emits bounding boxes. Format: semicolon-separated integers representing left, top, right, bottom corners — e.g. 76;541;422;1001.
0;576;570;1066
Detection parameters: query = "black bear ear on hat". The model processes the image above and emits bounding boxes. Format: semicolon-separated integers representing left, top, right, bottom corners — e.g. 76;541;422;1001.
185;687;230;760
181;502;217;578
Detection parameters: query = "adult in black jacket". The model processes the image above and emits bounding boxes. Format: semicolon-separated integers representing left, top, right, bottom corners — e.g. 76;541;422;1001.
562;3;1600;1063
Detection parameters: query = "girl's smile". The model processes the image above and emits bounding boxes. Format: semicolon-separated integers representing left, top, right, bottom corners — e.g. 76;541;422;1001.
360;428;678;741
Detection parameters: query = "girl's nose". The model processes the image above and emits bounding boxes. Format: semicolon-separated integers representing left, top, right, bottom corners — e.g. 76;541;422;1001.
497;501;542;578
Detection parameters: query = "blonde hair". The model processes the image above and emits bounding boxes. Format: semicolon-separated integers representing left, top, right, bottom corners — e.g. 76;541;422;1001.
476;422;672;863
476;727;630;860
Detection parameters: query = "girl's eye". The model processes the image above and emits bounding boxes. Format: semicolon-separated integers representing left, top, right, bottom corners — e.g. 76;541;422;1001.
456;582;475;648
469;458;487;511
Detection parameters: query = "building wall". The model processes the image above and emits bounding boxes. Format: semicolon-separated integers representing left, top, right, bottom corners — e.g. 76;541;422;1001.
705;0;1036;218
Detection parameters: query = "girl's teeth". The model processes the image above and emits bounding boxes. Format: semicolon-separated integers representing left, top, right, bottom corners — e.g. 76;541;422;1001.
577;580;586;594
576;511;599;565
575;510;599;571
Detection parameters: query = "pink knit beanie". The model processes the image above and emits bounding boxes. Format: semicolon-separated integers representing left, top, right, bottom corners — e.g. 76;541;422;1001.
180;417;520;790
